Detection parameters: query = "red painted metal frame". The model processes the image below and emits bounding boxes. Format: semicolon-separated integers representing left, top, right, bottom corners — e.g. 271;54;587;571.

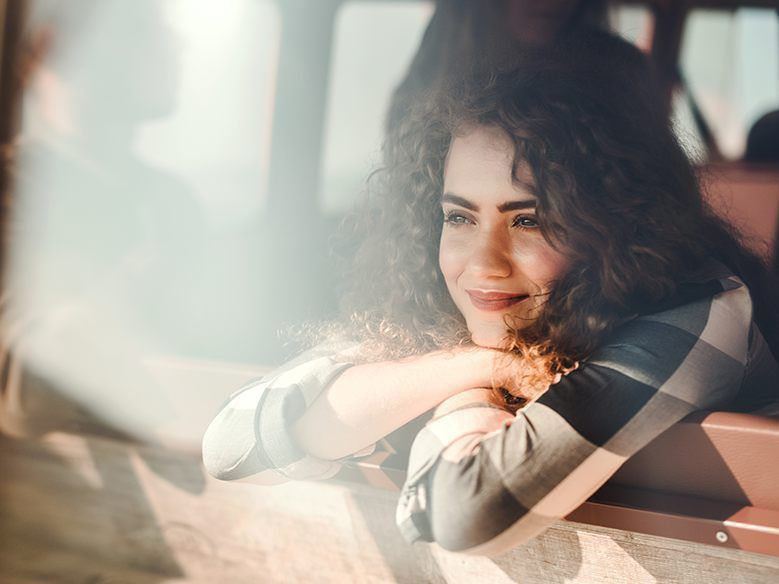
568;483;779;558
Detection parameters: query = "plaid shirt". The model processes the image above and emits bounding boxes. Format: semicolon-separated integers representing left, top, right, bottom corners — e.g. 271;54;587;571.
396;261;778;555
201;257;778;554
202;339;363;483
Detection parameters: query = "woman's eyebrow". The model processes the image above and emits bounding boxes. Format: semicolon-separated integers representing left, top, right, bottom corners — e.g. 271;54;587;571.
441;193;536;213
441;193;478;210
498;200;537;212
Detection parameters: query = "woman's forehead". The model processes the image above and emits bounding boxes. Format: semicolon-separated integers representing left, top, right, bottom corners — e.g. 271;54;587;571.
443;125;535;202
450;124;512;156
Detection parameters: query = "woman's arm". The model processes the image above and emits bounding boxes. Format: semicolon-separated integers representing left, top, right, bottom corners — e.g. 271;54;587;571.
290;345;497;460
396;279;752;556
202;341;500;484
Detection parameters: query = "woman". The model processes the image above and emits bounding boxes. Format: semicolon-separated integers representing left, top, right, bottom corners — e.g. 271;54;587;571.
202;31;779;554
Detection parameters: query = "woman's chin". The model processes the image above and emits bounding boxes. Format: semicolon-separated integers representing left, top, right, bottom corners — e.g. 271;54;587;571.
469;330;507;350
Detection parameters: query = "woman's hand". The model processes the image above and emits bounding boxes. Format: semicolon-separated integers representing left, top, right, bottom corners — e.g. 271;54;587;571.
488;349;581;408
444;344;549;412
489;351;548;402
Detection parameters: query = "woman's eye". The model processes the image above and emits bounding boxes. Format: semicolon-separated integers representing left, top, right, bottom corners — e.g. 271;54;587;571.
513;215;539;229
443;210;472;226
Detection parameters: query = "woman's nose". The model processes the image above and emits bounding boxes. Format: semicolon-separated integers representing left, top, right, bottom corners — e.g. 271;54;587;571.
467;230;513;279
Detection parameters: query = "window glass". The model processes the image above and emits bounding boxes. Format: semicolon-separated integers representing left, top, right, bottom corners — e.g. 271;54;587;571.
609;3;653;48
678;8;779;160
6;0;280;444
320;0;434;215
138;0;279;225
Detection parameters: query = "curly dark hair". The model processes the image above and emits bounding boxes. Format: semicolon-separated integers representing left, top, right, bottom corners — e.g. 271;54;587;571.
310;30;779;401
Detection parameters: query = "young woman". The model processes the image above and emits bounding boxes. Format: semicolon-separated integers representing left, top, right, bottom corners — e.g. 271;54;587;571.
202;31;779;555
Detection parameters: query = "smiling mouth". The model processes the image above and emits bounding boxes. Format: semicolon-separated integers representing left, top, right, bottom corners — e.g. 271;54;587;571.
466;292;530;312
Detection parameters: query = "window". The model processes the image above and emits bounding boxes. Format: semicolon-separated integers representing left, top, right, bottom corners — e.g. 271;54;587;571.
609;3;653;49
676;8;779;161
320;0;433;215
138;0;279;224
6;0;282;444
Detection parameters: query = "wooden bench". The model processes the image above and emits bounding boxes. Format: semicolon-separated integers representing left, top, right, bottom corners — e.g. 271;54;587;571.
1;357;778;583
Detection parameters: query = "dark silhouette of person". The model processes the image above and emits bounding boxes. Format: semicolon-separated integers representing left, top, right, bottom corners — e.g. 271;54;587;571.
744;110;779;165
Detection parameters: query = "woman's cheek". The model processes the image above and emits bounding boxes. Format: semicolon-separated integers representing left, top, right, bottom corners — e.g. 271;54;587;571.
514;240;570;287
536;247;571;285
439;235;470;286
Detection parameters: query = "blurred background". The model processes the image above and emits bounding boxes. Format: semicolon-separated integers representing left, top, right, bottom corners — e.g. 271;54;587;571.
0;1;777;582
0;0;776;449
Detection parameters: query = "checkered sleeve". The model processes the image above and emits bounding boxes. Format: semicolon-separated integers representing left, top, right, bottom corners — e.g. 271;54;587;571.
201;341;372;483
396;276;752;555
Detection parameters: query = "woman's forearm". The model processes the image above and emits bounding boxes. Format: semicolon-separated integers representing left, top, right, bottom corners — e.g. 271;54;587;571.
290;345;496;460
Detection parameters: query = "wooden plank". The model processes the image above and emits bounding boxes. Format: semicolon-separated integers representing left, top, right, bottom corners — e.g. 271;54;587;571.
2;431;779;583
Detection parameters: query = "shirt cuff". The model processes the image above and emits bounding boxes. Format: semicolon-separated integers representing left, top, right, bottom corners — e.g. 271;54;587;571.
256;353;355;480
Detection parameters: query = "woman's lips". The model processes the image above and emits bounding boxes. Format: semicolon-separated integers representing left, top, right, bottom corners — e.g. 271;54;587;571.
466;290;530;312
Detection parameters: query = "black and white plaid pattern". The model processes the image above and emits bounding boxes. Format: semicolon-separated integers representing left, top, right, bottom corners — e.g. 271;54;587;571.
201;258;778;555
394;271;775;555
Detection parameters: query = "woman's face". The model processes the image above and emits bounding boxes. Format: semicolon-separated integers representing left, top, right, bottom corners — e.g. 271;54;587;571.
439;125;570;348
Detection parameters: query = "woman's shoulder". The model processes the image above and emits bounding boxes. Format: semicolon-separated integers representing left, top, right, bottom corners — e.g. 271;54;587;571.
592;257;750;365
620;256;749;331
598;257;778;412
574;259;755;411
